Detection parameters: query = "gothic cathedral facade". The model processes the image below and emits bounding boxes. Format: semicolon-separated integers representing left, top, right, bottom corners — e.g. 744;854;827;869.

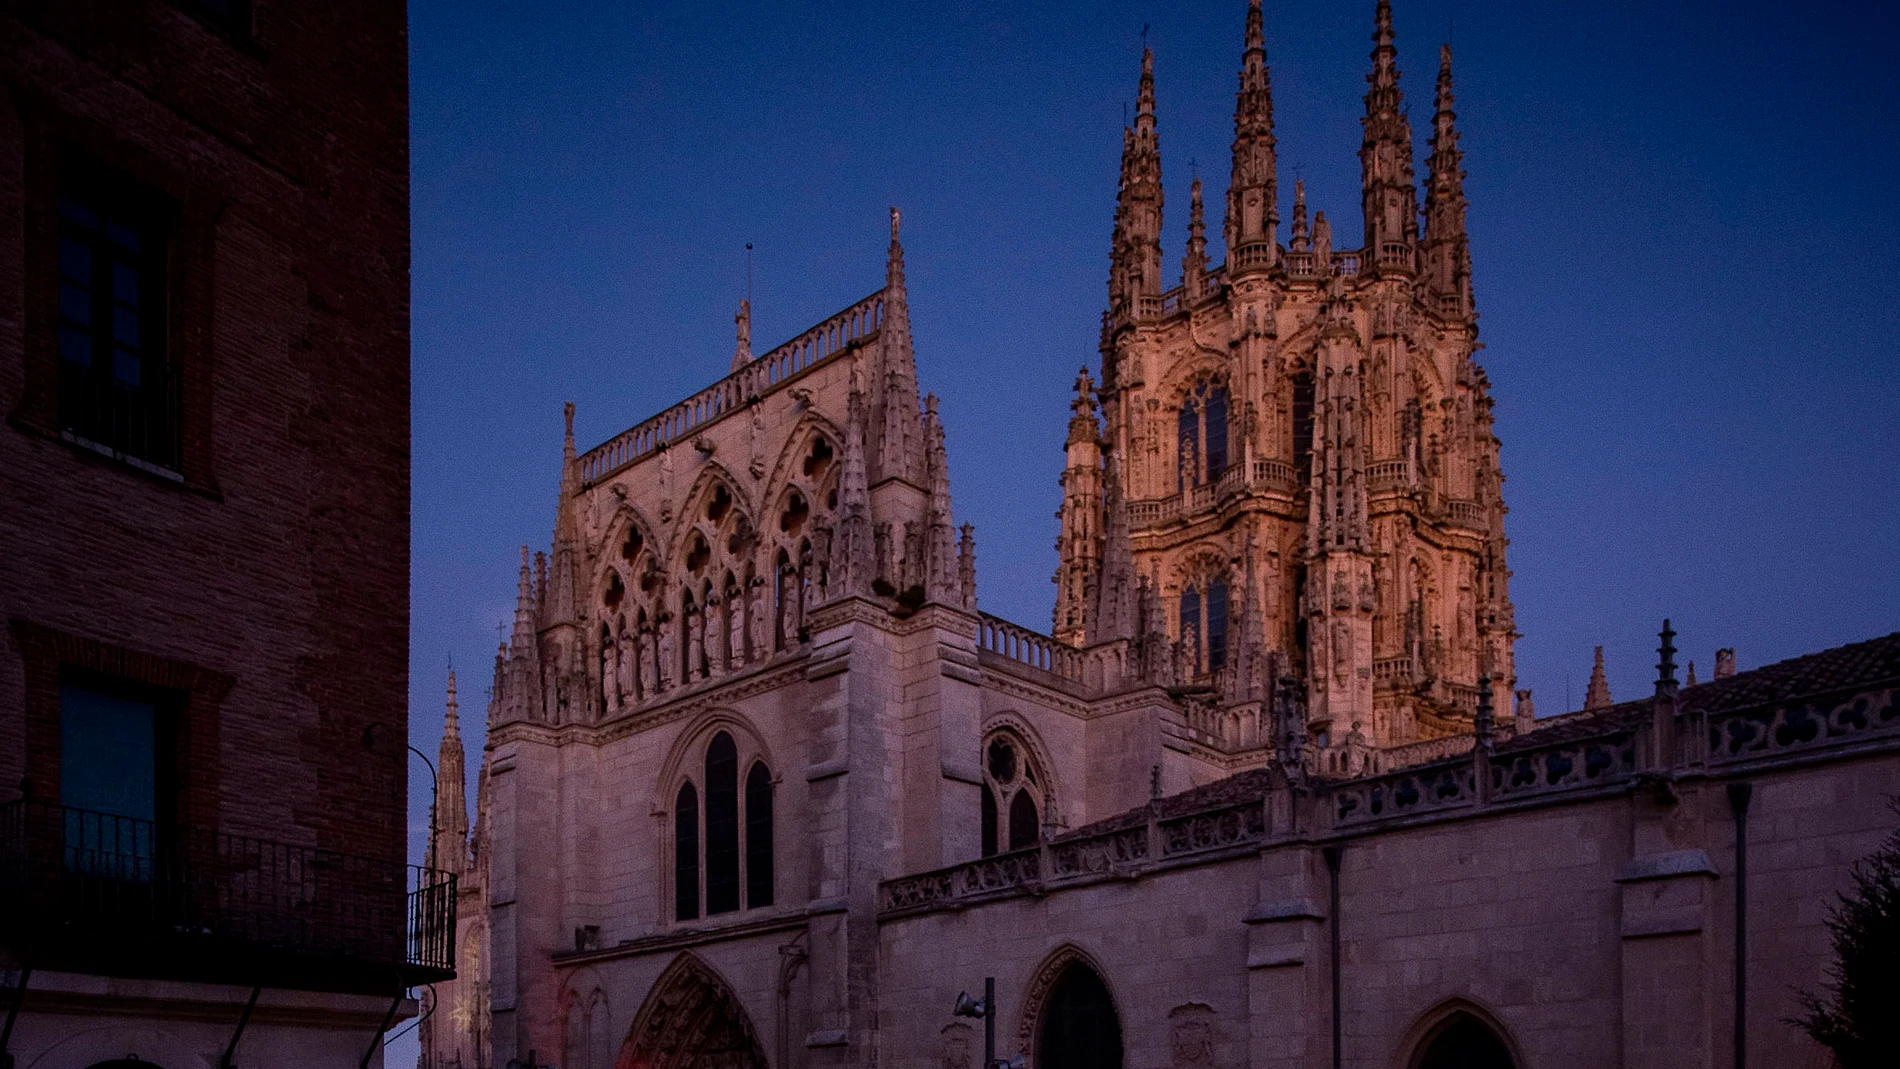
421;5;1899;1069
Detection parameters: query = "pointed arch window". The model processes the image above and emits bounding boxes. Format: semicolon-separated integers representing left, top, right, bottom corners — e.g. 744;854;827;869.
1179;577;1230;675
980;731;1047;855
673;782;699;921
673;730;774;921
1176;378;1231;491
1291;372;1315;486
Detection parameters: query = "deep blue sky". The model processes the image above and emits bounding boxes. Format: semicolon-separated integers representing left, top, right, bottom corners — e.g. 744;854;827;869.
402;0;1899;872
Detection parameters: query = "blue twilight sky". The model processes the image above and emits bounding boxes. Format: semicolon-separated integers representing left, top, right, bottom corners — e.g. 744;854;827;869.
400;0;1899;868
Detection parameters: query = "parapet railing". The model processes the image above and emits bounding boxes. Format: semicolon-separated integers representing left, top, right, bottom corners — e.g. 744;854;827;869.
578;291;885;484
977;613;1085;684
877;672;1900;918
0;800;456;987
1126;458;1294;530
880;795;1268;916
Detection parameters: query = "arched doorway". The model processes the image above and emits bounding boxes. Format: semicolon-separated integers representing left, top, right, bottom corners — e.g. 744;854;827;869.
1411;1011;1516;1069
1036;962;1123;1069
616;953;768;1069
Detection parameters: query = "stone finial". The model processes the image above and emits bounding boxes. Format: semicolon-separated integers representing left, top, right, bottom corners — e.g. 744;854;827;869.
1514;688;1535;730
1656;619;1679;697
1584;646;1612;710
730;298;752;372
1686;661;1699;687
1714;648;1736;679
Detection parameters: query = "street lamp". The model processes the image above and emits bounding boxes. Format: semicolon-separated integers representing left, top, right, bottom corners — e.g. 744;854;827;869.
361;722;440;871
951;978;1025;1069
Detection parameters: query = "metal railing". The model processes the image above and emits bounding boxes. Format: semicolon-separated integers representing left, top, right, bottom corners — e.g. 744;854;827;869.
57;358;182;472
0;801;454;987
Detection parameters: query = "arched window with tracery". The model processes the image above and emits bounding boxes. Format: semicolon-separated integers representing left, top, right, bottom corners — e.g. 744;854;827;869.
979;730;1047;856
1176;377;1230;491
673;729;774;921
1178;576;1230;676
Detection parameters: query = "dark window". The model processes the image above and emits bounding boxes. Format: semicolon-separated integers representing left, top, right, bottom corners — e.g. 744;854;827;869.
1292;373;1315;487
1207;580;1229;670
1176;395;1199;492
1176;379;1231;491
1204;384;1228;479
1038;963;1124;1069
1007;789;1040;851
745;761;774;908
1415;1014;1516;1069
980;786;998;858
1179;585;1202;675
674;782;699;920
56;155;179;470
704;733;740;915
60;684;163;878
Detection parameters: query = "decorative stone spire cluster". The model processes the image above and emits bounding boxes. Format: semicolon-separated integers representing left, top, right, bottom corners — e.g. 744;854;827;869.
1059;0;1514;761
432;667;468;877
1360;0;1419;266
1109;49;1165;316
1225;0;1278;267
1423;45;1473;317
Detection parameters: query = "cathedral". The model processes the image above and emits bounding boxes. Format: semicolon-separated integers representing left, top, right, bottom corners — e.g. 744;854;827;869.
422;4;1900;1068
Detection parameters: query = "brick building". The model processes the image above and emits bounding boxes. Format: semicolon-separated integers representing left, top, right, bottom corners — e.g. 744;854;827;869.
0;1;450;1066
423;2;1898;1067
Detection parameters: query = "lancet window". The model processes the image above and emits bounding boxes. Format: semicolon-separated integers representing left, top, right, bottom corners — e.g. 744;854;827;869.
1178;576;1230;675
674;729;774;921
979;729;1047;856
1291;372;1315;486
1176;377;1230;491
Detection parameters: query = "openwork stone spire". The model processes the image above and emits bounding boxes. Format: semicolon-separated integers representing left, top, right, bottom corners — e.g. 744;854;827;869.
1091;463;1137;644
1183;177;1208;298
923;394;959;605
830;381;875;601
433;668;468;876
1424;44;1474;318
1225;0;1278;268
1053;368;1104;644
873;207;924;489
1360;0;1418;265
1110;49;1165;315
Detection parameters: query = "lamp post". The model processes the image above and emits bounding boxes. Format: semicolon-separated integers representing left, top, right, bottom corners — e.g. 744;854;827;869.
361;722;440;871
952;978;1024;1069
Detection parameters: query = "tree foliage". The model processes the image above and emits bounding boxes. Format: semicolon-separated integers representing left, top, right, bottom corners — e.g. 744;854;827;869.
1797;800;1900;1067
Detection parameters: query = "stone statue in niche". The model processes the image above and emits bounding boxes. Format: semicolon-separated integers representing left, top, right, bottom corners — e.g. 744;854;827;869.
727;589;745;668
747;576;769;660
654;612;675;692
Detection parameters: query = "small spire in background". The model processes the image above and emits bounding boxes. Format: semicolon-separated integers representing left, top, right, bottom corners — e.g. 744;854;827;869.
1584;646;1612;710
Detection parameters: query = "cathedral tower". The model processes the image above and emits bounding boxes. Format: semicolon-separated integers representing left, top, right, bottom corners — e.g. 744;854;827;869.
1056;0;1515;762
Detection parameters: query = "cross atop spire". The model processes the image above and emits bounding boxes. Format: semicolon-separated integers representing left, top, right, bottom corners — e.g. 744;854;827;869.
1225;0;1279;268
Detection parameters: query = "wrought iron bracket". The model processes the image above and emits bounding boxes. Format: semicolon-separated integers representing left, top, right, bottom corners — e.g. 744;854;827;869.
219;984;261;1069
0;963;32;1069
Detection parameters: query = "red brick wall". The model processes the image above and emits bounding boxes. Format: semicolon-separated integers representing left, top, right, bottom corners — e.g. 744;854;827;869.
0;1;411;873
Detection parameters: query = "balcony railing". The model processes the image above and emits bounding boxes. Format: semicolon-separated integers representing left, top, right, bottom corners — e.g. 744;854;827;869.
57;358;182;473
0;801;454;993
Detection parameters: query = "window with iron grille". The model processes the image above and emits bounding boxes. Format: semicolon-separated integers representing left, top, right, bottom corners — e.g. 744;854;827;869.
55;155;179;471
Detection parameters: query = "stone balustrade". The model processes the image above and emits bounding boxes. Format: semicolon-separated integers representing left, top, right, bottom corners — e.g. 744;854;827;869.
1127;459;1294;530
578;291;884;484
876;666;1900;916
977;613;1084;684
1366;459;1411;493
1445;498;1486;530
